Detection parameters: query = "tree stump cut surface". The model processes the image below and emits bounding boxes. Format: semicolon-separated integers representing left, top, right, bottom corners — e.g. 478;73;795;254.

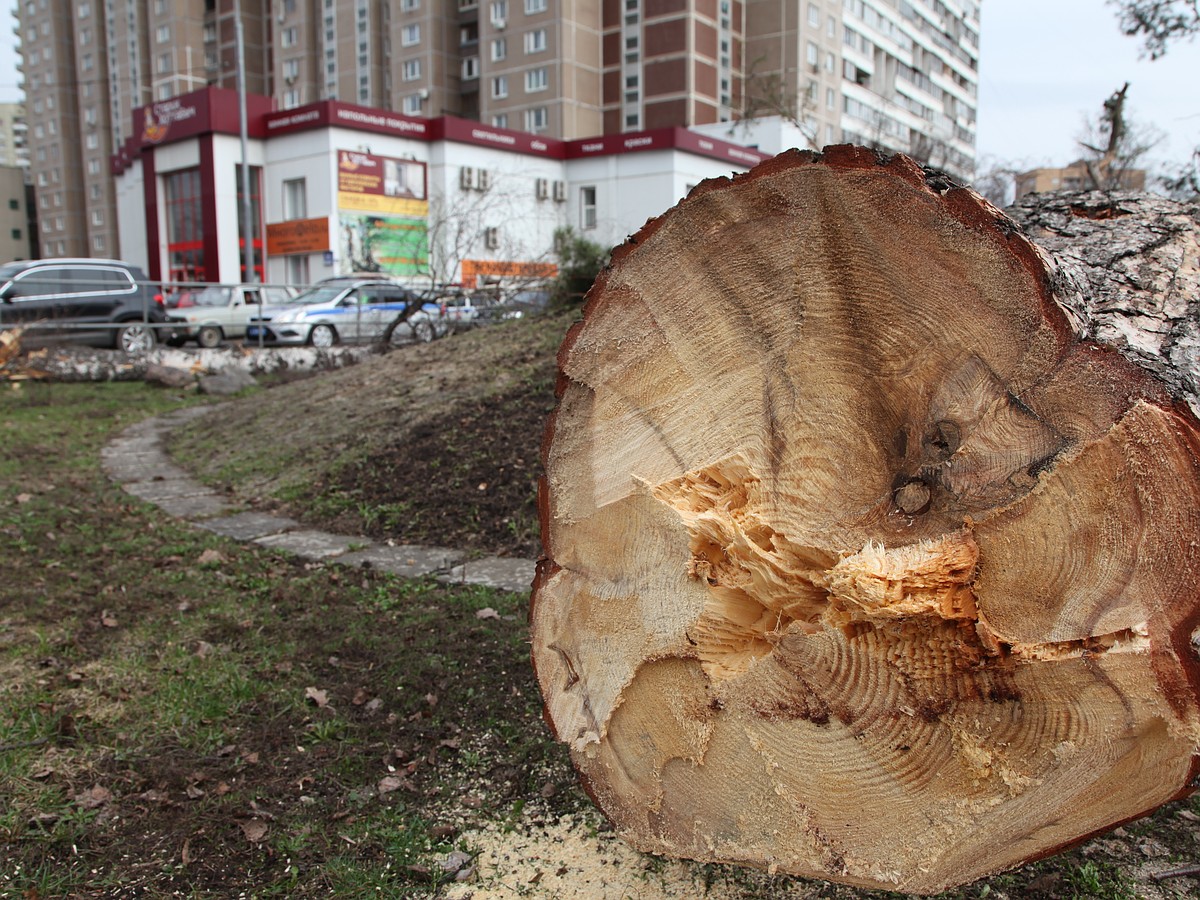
530;148;1200;894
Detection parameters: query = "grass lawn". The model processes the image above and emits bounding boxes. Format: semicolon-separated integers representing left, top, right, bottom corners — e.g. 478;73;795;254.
2;355;1198;899
0;380;579;897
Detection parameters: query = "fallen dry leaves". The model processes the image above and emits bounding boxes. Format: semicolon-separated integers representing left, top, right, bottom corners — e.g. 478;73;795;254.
239;819;269;843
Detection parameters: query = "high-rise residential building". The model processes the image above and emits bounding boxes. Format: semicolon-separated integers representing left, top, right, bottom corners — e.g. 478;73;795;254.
16;0;978;260
16;0;270;259
0;104;30;170
743;0;978;175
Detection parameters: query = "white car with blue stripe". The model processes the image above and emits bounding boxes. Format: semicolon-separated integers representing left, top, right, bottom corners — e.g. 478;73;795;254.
246;276;446;348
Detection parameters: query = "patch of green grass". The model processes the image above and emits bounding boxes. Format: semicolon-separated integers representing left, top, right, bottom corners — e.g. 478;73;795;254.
4;382;551;896
1063;860;1137;899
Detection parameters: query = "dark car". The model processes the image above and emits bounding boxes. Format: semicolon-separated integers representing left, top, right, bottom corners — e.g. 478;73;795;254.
0;258;173;354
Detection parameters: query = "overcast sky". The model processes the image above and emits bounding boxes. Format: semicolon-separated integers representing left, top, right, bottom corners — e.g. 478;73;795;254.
977;0;1200;172
0;2;1196;175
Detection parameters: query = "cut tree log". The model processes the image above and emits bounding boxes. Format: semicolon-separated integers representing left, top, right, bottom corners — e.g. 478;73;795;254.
530;146;1200;894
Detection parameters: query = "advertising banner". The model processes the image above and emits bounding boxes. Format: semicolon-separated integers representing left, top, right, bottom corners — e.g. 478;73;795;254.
336;151;429;275
266;217;331;255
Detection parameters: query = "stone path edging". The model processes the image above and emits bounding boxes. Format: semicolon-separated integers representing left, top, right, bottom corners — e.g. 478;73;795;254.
102;407;537;593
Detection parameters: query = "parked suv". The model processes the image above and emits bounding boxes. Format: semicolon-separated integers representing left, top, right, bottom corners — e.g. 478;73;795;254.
0;258;172;353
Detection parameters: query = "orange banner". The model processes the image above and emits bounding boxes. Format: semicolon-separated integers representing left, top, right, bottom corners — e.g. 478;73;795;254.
462;259;558;286
266;217;331;255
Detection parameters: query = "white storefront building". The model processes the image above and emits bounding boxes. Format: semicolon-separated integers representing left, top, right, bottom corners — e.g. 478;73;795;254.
111;88;769;291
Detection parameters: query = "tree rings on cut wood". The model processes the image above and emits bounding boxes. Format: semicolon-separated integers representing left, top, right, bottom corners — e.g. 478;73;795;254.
530;147;1200;894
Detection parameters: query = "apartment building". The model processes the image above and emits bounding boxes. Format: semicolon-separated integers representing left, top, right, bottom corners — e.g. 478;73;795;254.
1015;161;1147;199
742;0;978;176
16;0;979;259
0;103;30;170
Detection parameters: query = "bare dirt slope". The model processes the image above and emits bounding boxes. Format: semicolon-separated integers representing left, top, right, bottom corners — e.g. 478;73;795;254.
169;313;566;559
161;310;1200;899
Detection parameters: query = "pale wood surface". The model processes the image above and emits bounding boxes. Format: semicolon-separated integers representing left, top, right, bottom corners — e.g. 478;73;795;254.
531;148;1200;894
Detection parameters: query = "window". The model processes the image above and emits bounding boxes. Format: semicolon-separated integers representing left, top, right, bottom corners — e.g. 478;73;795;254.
492;37;506;60
403;59;421;80
808;2;819;26
286;255;309;286
91;209;103;226
402;24;420;45
11;229;20;240
283;89;301;108
525;66;547;91
157;52;171;73
284;58;300;80
491;0;507;22
491;75;508;98
401;0;419;9
826;86;835;109
524;106;547;131
282;27;298;47
402;93;423;114
525;28;546;52
580;186;596;229
283;178;307;219
491;113;508;128
85;133;98;149
806;41;817;67
156;24;170;43
164;167;206;282
525;0;546;12
8;198;17;210
462;56;479;79
204;23;216;41
460;22;478;45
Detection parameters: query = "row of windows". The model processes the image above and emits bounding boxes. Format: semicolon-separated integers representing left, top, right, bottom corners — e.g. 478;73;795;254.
459;0;547;13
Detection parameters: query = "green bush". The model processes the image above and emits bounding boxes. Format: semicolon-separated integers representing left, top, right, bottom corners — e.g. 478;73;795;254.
551;226;609;306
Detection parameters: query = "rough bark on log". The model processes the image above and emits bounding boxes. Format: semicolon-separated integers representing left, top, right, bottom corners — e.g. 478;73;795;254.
1005;190;1200;420
530;147;1200;894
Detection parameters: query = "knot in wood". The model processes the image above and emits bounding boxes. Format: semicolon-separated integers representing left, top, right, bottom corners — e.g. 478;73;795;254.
894;479;932;516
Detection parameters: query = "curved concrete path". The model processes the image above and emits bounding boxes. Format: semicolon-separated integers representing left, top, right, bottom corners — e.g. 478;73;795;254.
102;406;537;593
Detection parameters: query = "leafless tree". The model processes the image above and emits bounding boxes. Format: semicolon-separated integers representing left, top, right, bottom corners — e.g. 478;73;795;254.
1075;83;1164;190
1110;0;1199;58
733;55;821;150
972;155;1023;207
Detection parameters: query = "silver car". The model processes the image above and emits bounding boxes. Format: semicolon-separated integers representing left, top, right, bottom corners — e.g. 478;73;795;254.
167;284;297;348
246;277;445;348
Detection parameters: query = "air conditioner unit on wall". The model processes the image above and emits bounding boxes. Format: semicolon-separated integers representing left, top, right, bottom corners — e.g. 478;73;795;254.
552;179;566;202
460;166;476;190
536;177;549;200
477;169;492;191
484;226;500;249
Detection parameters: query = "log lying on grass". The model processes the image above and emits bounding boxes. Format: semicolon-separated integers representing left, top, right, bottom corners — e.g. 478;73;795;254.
530;146;1200;894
